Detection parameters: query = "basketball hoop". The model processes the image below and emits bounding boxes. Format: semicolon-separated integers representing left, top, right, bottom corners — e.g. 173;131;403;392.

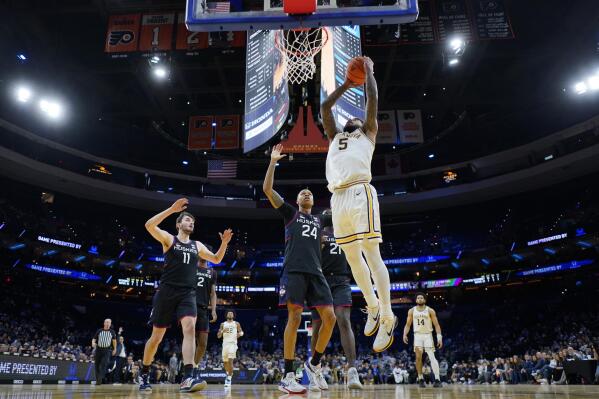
275;27;329;85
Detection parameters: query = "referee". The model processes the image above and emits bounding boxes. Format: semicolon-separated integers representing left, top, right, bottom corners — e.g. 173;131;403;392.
92;318;117;385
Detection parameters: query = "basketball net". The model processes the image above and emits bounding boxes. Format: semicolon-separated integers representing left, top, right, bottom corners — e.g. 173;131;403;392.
275;28;328;84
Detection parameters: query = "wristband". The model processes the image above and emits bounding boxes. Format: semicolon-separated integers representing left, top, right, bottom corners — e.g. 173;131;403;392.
437;334;443;341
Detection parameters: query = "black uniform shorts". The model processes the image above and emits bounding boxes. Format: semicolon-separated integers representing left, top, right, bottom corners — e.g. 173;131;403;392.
278;272;333;309
149;284;197;328
195;307;210;333
311;275;352;320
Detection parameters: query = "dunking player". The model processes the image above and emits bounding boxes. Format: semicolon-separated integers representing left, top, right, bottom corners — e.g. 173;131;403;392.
321;57;397;352
217;311;244;389
403;293;443;388
193;255;217;377
141;198;232;393
310;209;362;389
263;144;337;393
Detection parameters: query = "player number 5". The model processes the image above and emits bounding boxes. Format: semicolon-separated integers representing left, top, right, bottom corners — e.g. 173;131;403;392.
338;138;348;151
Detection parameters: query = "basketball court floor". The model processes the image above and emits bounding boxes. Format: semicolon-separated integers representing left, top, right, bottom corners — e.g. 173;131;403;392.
2;384;598;399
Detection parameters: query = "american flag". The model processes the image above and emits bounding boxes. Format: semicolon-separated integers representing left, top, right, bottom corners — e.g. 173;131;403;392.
207;160;237;178
206;1;230;13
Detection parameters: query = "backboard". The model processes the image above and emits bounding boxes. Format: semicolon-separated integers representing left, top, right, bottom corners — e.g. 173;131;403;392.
186;0;419;32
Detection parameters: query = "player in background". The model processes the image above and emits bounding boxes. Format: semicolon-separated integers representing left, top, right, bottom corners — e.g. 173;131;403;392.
217;311;244;389
403;293;443;388
321;57;397;352
141;198;232;393
311;210;362;389
193;255;218;378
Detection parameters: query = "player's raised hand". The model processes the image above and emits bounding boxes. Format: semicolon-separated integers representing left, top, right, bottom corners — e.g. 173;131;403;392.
363;57;374;74
270;144;287;162
170;198;189;213
219;228;233;244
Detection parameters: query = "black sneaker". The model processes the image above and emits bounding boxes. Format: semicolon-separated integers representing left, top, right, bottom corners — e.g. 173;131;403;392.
433;380;442;388
418;379;426;388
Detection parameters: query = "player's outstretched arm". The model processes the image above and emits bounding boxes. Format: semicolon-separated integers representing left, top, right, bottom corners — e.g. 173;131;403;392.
262;144;286;209
403;308;413;344
430;308;443;349
198;229;233;264
145;198;187;250
321;81;352;140
362;57;378;141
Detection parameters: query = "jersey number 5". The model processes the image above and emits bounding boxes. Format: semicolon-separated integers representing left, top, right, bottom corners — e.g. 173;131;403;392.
338;138;348;151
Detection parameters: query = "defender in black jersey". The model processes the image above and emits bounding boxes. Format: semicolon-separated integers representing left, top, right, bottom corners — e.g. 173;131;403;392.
141;198;232;393
194;255;217;371
263;144;336;393
311;210;362;389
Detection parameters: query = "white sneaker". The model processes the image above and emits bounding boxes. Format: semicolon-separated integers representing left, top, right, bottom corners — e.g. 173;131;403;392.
373;315;397;352
362;305;380;336
347;367;363;390
278;372;306;394
304;360;328;391
224;375;232;388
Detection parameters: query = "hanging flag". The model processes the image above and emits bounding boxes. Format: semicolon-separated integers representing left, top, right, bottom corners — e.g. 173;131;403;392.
206;2;231;13
207;160;238;178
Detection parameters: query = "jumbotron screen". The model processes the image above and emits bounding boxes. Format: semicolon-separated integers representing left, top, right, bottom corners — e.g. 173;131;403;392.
243;30;289;153
320;25;365;131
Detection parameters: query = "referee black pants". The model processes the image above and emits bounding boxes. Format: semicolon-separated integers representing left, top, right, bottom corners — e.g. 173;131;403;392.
95;348;111;384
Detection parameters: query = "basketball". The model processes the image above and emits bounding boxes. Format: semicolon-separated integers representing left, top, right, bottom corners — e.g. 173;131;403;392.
346;57;366;85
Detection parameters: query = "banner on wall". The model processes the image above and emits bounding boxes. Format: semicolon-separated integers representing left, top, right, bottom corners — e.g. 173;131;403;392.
214;115;240;149
385;153;402;175
175;13;245;52
104;14;141;56
396;110;424;144
0;354;95;383
138;13;176;52
376;110;398;144
188;116;214;150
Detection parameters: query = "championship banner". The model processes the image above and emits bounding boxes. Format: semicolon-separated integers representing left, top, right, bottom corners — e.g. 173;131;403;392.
396;110;424;143
188;116;214;150
139;13;175;52
472;0;515;40
176;12;207;51
376;110;398;144
0;354;95;384
280;106;329;153
434;0;474;42
104;14;141;55
214;115;240;149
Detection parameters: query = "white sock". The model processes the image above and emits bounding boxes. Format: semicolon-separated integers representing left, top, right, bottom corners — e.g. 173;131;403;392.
426;350;440;381
362;241;393;318
341;244;378;308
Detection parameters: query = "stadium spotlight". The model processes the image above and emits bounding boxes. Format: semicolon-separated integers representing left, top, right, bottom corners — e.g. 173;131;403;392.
428;153;435;159
449;37;466;55
182;160;189;165
17;54;27;61
15;86;33;103
38;98;63;119
153;66;168;79
587;74;599;91
150;56;160;64
448;58;459;66
574;81;588;95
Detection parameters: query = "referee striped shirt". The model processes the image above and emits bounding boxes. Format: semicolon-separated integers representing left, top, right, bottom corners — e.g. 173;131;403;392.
94;328;116;349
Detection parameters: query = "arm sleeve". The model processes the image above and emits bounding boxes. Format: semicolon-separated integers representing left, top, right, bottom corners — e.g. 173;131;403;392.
276;202;297;224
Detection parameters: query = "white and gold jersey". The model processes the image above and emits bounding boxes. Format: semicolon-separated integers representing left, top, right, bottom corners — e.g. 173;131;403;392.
326;129;374;193
222;320;238;345
413;306;434;334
